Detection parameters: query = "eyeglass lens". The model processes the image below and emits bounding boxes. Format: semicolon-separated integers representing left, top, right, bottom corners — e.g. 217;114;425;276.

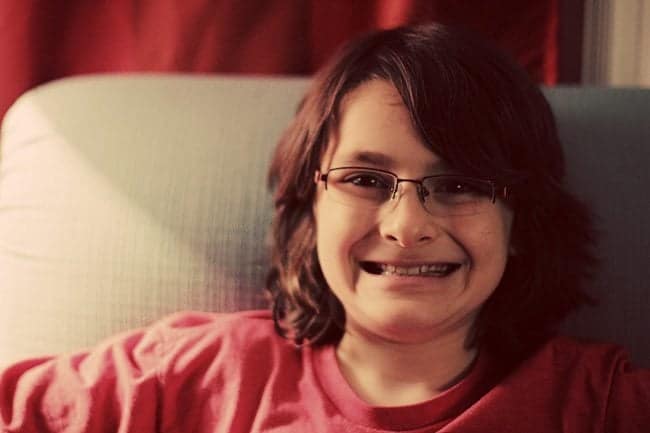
324;167;495;216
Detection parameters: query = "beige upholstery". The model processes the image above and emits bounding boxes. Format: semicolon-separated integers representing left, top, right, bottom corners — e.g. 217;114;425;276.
0;75;308;364
0;75;648;366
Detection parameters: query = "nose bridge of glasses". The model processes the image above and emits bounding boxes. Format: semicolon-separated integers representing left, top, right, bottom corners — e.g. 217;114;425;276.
392;178;427;203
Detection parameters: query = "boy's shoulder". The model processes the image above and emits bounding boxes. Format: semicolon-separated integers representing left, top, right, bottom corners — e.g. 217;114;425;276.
538;334;631;370
146;309;294;363
153;309;278;343
497;334;642;399
157;309;275;332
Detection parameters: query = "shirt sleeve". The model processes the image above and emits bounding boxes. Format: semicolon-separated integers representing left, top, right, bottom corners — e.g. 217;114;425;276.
604;355;650;432
0;322;166;433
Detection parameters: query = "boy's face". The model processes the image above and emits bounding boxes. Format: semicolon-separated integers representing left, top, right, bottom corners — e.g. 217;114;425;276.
313;79;514;345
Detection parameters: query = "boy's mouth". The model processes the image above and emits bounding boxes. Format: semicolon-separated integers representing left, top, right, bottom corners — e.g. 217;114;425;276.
359;261;462;277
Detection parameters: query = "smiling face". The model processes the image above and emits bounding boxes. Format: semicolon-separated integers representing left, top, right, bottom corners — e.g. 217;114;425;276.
313;80;514;345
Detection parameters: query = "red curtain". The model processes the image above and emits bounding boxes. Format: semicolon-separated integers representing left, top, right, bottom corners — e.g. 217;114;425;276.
0;0;558;121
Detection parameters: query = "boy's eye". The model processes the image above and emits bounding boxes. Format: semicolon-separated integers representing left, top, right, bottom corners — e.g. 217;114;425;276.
344;173;393;189
436;180;474;194
429;178;491;197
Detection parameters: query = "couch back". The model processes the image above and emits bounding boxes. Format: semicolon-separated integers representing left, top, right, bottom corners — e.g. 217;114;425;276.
0;75;648;366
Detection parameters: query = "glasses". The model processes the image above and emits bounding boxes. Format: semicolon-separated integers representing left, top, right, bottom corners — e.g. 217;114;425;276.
316;166;507;217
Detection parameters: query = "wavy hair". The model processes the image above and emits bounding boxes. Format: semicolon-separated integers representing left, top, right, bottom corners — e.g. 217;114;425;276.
266;23;597;353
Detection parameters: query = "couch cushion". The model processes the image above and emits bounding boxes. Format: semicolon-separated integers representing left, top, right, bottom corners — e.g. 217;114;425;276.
544;87;650;367
0;74;308;363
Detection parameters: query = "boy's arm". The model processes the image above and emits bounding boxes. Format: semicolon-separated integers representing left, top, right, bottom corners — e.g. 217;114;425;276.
0;324;164;432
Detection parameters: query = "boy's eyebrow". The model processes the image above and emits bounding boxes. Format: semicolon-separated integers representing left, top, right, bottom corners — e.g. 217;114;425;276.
339;150;449;172
346;151;393;166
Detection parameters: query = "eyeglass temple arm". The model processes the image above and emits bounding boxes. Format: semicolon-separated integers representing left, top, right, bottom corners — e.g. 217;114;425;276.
498;185;509;202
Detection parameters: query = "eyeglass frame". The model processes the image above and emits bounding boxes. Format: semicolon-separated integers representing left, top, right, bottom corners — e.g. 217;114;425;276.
314;166;509;214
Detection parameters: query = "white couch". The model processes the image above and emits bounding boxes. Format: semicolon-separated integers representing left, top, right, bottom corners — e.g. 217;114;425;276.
0;75;648;366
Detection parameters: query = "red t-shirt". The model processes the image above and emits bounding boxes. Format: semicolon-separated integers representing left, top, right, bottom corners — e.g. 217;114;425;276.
1;310;648;432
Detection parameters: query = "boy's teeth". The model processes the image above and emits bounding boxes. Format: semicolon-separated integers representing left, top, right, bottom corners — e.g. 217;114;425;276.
379;263;456;276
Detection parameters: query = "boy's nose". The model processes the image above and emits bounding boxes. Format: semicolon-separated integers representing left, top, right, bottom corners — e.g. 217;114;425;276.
379;183;442;247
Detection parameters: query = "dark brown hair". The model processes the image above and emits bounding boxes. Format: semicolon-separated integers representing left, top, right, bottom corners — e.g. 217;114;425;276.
266;23;596;353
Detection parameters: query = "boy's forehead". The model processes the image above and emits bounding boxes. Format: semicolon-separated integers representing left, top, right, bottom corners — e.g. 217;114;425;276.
320;80;448;173
328;148;449;172
338;79;404;114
